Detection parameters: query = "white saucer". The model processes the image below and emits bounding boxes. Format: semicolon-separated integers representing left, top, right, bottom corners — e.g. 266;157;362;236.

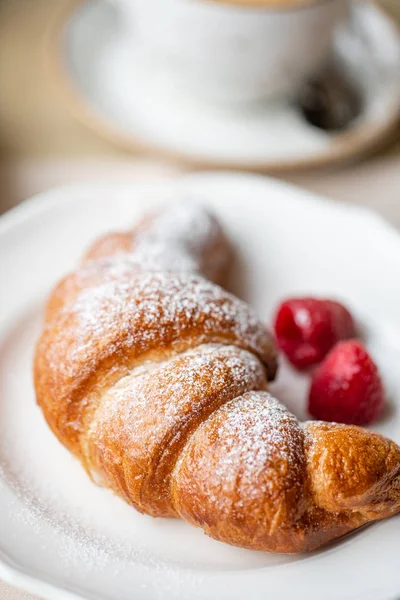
47;0;400;172
1;172;400;600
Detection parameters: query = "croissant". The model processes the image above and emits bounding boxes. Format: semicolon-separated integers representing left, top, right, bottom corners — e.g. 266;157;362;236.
34;200;400;554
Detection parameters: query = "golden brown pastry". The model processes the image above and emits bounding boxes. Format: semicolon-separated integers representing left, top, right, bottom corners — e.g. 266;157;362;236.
34;201;400;554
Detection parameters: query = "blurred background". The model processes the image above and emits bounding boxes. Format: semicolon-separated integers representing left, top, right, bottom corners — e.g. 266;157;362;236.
0;0;398;158
0;0;399;221
0;0;400;225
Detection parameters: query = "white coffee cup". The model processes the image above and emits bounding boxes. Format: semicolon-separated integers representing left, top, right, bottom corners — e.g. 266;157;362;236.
114;0;349;105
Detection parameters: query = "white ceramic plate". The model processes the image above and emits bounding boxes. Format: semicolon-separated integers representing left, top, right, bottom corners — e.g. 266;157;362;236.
1;172;400;600
46;0;400;171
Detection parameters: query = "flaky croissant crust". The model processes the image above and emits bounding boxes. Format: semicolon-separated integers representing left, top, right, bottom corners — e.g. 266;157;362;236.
34;201;400;553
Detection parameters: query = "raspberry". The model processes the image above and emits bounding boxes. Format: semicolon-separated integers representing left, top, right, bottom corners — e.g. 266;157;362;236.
308;340;384;425
274;297;356;370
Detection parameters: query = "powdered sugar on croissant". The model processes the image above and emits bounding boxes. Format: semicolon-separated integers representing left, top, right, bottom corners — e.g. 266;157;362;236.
34;200;400;554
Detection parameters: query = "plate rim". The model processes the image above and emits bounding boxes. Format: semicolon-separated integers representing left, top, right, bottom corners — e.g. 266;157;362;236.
0;552;89;600
1;171;399;245
1;171;400;600
42;0;400;173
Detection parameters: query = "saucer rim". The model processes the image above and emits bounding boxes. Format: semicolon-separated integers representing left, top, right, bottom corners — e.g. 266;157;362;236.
43;0;400;173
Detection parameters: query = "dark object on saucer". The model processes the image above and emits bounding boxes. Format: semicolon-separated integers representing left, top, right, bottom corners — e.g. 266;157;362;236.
299;62;363;132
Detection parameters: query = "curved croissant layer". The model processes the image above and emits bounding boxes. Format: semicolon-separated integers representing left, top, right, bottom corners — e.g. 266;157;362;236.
173;393;400;552
34;200;400;554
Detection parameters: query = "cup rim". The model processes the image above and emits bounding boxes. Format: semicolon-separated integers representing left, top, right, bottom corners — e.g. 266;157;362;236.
200;0;339;15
